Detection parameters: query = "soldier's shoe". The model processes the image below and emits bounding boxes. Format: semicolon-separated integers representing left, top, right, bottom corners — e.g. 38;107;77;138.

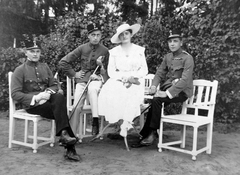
92;123;99;136
64;146;81;162
59;130;77;147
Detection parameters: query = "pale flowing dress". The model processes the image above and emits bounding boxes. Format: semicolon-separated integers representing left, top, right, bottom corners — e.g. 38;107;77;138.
98;44;148;130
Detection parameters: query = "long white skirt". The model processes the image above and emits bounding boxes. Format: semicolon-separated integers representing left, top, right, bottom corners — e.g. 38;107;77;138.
98;78;144;124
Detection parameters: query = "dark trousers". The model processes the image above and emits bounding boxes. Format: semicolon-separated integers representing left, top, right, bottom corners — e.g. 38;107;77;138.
140;92;188;138
26;93;75;137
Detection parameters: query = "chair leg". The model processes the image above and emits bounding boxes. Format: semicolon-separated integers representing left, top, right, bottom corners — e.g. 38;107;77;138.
32;120;38;153
83;114;87;135
180;125;186;148
24;119;29;143
8;116;14;148
192;126;198;161
100;116;104;140
206;123;213;154
158;121;164;152
50;120;55;147
78;114;83;143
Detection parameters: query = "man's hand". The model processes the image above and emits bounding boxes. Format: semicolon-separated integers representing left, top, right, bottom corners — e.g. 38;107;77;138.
35;91;51;103
75;70;85;79
149;86;157;94
90;73;101;80
96;56;103;66
154;90;167;98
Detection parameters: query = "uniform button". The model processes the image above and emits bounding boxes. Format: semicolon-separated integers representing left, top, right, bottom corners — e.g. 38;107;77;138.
35;67;37;69
92;55;95;57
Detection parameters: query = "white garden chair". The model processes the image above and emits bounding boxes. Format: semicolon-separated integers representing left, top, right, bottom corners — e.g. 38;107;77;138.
158;79;218;160
8;72;55;153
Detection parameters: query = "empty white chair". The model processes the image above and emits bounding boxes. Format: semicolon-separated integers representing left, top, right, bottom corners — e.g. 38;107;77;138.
158;79;218;160
8;72;55;153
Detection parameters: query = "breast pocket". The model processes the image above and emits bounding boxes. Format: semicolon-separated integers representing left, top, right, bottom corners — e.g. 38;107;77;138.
24;79;39;92
172;59;184;78
172;59;183;71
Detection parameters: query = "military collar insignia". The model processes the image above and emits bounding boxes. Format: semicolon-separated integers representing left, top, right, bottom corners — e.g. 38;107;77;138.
174;57;183;60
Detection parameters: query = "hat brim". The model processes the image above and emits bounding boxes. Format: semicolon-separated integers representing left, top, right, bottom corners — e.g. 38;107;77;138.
111;24;141;44
26;46;40;50
167;34;182;40
88;29;101;35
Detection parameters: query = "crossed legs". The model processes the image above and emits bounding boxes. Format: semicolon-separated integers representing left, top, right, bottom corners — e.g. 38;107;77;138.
70;81;102;135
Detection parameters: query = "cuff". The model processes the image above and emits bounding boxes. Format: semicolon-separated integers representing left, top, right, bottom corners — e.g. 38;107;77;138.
30;95;37;106
46;88;56;94
166;90;173;99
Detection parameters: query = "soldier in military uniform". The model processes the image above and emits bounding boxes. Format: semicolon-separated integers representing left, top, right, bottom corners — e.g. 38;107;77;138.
59;23;109;136
11;39;81;161
131;29;194;148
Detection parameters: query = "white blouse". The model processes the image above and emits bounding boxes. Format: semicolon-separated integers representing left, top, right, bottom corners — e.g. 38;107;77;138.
107;44;148;80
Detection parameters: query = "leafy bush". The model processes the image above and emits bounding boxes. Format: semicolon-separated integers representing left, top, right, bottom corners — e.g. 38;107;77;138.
0;48;25;110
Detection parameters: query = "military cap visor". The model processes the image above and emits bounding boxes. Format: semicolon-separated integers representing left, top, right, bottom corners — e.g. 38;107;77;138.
167;29;182;40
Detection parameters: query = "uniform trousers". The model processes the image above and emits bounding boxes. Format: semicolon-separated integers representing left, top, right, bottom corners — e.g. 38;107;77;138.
140;92;188;138
26;93;75;137
70;80;102;135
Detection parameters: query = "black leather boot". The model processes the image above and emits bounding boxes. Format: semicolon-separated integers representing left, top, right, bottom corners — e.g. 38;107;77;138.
92;118;99;135
140;129;157;145
64;145;81;162
59;130;77;147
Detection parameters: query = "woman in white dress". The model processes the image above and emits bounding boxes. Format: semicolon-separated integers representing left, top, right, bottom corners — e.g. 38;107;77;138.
98;23;148;136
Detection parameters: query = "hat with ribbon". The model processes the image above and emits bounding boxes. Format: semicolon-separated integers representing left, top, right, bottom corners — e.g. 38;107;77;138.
167;29;182;40
110;23;141;44
87;23;102;35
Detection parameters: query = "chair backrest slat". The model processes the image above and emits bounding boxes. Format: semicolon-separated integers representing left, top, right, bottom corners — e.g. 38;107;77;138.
143;74;155;101
182;79;218;118
66;76;75;109
8;72;16;115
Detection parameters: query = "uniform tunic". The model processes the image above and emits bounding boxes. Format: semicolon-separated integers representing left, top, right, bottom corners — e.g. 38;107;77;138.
98;44;148;124
11;60;58;109
59;42;109;83
152;48;194;98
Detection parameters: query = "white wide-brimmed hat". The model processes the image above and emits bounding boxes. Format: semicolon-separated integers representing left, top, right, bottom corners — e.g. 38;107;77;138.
111;23;141;44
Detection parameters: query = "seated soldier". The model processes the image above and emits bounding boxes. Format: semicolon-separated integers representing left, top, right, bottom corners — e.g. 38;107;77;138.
11;38;81;161
131;29;194;148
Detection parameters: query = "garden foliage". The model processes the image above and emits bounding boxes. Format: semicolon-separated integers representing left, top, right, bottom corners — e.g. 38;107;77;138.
0;0;239;123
